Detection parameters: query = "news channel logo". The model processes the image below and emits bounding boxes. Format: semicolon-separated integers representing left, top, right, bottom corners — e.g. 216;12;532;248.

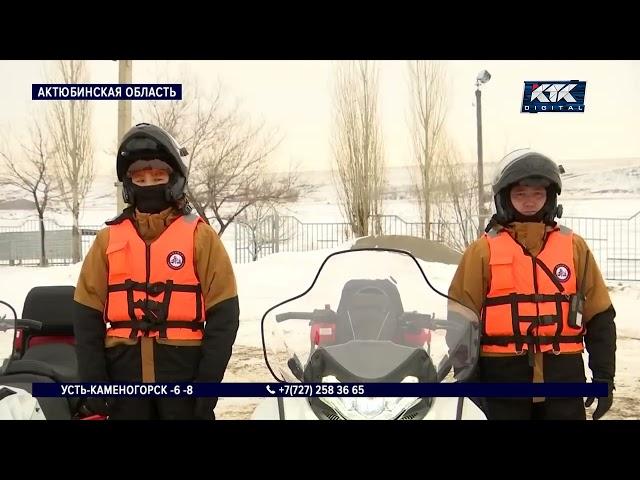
521;81;586;113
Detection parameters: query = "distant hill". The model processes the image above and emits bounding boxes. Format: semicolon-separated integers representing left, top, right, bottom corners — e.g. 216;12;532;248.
2;157;639;213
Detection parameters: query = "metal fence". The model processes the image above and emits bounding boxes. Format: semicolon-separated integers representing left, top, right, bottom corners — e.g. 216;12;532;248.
234;215;352;263
0;219;102;266
2;211;639;281
234;212;640;281
232;214;464;264
561;211;640;281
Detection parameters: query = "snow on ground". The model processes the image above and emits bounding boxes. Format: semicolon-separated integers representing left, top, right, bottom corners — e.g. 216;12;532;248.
0;246;638;420
1;160;640;419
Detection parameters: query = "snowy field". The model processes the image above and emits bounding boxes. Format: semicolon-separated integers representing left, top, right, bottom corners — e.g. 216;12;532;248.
1;159;640;419
0;244;639;420
3;159;640;265
3;157;640;225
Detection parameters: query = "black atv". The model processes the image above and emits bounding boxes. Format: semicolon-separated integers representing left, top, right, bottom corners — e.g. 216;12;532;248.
0;286;92;420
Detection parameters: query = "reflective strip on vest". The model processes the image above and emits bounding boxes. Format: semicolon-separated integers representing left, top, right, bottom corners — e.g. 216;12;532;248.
481;227;583;354
104;214;206;340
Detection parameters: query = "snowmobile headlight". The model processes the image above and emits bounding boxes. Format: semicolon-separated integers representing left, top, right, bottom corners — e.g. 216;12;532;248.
319;376;421;420
354;397;386;417
323;396;421;420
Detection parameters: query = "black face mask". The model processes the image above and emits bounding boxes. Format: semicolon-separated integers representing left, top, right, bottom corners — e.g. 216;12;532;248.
131;184;172;213
513;210;545;223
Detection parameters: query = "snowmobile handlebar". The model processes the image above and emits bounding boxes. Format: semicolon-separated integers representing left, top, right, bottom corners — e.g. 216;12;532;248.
276;311;316;322
275;309;338;323
275;310;453;330
399;312;448;331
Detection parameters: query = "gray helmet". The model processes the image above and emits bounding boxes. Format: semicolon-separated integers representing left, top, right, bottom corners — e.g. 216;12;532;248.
489;149;564;227
117;123;189;205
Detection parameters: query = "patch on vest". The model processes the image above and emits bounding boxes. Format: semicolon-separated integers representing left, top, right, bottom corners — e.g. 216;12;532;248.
553;263;571;282
167;251;186;270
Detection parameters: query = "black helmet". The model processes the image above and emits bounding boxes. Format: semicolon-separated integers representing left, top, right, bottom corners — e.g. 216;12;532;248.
490;149;564;227
117;123;189;205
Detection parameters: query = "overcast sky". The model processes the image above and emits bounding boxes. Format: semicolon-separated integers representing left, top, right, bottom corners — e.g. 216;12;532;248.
1;60;639;178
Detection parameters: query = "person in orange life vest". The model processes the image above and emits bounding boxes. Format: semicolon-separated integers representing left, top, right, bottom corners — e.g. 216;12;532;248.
73;123;239;420
447;149;616;420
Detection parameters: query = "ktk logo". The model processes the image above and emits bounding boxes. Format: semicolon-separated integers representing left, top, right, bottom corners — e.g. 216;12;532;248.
521;80;586;113
530;83;577;103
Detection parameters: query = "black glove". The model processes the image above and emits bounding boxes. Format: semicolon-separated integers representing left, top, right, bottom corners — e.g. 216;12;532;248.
585;378;614;420
194;397;217;420
80;397;112;417
192;298;239;420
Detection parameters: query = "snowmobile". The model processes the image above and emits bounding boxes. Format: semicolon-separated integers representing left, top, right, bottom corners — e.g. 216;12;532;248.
251;247;487;420
0;286;99;420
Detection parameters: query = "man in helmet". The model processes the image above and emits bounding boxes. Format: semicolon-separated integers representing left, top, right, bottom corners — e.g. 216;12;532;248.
72;123;239;420
448;149;616;420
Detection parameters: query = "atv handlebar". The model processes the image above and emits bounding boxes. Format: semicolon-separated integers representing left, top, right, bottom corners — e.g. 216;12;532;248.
16;318;43;331
0;318;14;331
1;318;44;332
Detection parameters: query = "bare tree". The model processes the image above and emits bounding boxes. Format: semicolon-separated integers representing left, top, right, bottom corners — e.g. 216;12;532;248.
142;80;228;223
143;77;306;236
0;121;60;266
47;60;95;263
193;115;287;235
407;60;448;238
433;141;480;252
145;81;227;180
331;61;385;237
236;203;296;261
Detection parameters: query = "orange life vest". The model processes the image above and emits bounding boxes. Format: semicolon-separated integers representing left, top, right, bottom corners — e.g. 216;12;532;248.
104;213;206;340
481;225;584;355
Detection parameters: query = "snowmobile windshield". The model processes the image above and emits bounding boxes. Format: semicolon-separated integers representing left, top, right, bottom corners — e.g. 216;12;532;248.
261;248;480;386
0;303;16;376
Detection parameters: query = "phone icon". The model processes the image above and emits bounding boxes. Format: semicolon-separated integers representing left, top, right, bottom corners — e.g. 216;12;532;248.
266;385;275;395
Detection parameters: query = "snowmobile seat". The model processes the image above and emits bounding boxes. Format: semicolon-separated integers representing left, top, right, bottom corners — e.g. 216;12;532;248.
10;286;79;385
334;279;406;344
10;344;79;383
329;279;431;348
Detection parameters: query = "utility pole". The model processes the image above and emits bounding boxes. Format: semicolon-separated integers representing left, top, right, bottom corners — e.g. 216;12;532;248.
116;60;132;214
475;69;491;237
475;85;485;237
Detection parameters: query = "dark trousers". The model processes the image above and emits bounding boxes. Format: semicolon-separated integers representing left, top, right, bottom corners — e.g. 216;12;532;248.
477;352;587;420
105;342;213;420
483;397;586;420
